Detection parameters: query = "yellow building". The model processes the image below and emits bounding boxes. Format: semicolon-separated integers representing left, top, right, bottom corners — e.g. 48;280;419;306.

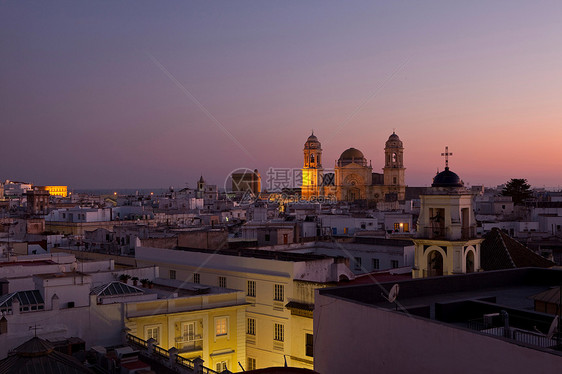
125;287;247;373
412;163;482;278
43;186;68;197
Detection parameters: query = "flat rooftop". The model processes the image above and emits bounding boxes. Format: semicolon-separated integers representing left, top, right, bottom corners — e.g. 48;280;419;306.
175;246;335;262
320;268;562;353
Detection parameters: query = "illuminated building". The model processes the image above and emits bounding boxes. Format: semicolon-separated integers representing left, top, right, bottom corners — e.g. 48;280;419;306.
300;132;406;204
43;186;68;197
412;153;482;278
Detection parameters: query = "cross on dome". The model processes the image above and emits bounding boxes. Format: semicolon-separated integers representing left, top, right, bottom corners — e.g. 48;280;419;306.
441;146;453;169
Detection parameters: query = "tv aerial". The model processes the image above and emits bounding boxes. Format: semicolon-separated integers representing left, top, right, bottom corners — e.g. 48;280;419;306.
381;284;400;310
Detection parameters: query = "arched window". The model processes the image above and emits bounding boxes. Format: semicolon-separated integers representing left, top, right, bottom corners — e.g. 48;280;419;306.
310;154;315;163
392;153;397;163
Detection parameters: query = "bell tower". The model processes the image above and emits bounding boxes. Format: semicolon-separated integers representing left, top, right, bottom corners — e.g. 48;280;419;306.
412;148;483;278
383;132;406;200
301;132;323;200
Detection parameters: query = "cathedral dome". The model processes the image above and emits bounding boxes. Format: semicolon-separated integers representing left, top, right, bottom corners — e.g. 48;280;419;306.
432;167;463;188
386;132;403;148
338;148;367;166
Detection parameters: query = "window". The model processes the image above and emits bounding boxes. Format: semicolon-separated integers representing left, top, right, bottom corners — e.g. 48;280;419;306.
274;284;284;302
193;273;200;284
145;325;160;344
306;333;313;357
169;270;176;280
182;322;196;341
219;276;227;288
372;258;380;270
0;317;7;334
354;257;362;270
265;233;271;241
247;280;256;297
393;177;397;185
403;223;409;232
391;260;399;268
274;323;284;342
247;318;256;335
394;222;400;231
247;357;256;371
215;317;228;337
216;361;227;372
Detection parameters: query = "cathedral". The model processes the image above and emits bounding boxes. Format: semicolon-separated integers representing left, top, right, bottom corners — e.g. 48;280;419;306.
301;132;406;203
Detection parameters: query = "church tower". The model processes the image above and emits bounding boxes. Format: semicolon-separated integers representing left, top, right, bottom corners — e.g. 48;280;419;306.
412;148;482;278
196;175;205;199
301;132;323;200
383;132;406;200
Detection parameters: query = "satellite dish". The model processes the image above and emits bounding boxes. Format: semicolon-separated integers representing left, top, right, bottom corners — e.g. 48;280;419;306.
547;317;558;339
381;284;400;303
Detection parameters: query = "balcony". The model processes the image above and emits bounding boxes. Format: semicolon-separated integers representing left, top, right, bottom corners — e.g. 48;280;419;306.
175;335;203;353
420;225;477;241
422;226;447;240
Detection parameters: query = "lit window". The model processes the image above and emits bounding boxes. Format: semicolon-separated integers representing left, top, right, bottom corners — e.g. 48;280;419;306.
274;323;284;342
247;318;256;335
215;317;227;336
182;322;196;341
247;280;256;297
216;361;227;372
193;273;200;284
145;325;160;344
274;284;284;302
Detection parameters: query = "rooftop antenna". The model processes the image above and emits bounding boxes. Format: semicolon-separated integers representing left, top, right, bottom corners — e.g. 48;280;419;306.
381;283;400;310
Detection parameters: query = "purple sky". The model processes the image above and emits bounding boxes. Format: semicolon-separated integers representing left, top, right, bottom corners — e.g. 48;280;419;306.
2;1;562;190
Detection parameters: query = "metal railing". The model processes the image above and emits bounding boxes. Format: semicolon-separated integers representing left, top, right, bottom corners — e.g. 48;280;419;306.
175;337;203;353
467;318;561;349
422;226;446;239
126;333;148;348
126;333;219;373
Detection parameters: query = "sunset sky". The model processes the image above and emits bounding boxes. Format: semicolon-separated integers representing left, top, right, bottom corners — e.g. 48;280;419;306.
2;1;562;190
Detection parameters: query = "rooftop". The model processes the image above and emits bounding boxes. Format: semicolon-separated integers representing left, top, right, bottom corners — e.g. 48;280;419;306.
319;268;562;353
175;246;333;262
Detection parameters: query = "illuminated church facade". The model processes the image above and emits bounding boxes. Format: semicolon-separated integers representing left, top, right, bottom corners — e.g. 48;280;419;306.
301;132;406;203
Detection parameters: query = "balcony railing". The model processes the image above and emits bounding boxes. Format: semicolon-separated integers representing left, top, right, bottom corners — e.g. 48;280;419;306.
422;226;447;240
126;334;219;373
175;335;203;353
420;225;477;240
467;318;562;350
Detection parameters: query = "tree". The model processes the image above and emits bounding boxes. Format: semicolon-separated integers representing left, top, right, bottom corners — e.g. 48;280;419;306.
501;178;532;205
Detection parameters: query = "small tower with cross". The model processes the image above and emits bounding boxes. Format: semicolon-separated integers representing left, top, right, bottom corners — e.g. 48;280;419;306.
412;147;482;278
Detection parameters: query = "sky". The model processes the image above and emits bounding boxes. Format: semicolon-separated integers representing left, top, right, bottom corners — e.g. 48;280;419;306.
1;1;562;190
